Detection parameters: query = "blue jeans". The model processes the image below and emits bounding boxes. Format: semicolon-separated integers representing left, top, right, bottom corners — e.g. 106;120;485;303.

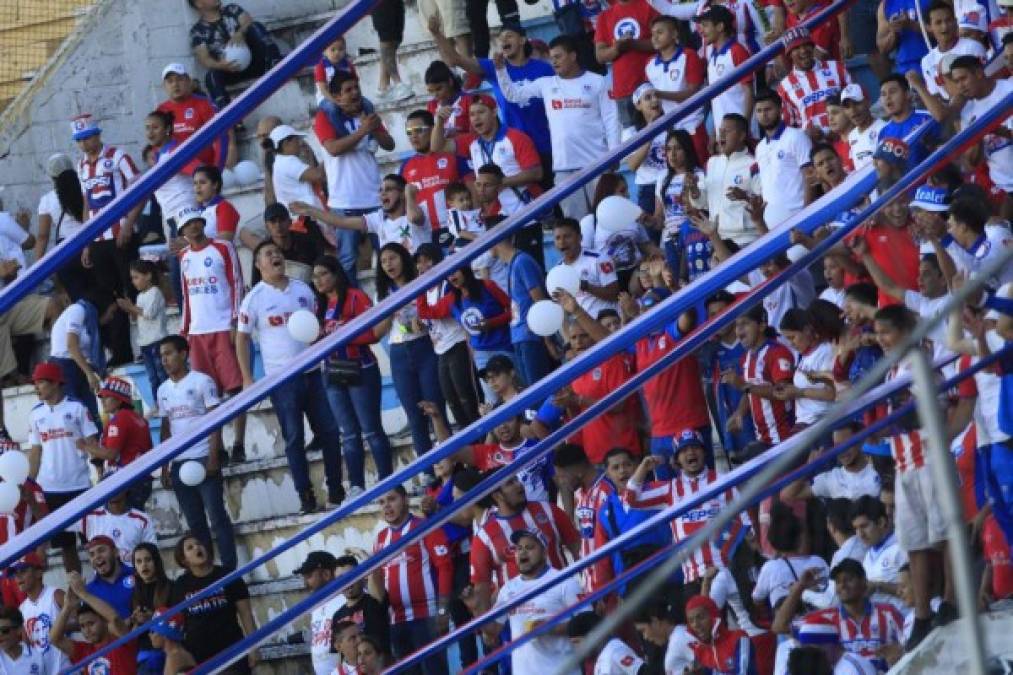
389;339;444;455
52;357;100;427
473;348;514;404
513;339;553;389
269;370;344;497
329;207;378;287
165;218;184;306
171;458;237;570
389;618;447;675
982;441;1013;544
140;343;167;403
325;362;393;488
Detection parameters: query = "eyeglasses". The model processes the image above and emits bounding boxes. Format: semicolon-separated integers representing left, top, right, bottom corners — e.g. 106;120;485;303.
405;126;431;136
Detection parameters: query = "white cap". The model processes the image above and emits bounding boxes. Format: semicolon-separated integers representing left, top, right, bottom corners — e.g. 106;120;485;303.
268;124;306;147
162;63;189;79
958;4;987;32
175;205;205;228
840;83;865;104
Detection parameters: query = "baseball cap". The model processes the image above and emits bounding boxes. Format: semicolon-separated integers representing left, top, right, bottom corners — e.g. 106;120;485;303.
150;608;185;641
840;83;866;104
162;63;189;79
469;93;497;110
694;4;735;27
873;138;909;167
958;4;987;32
46;153;74;179
268;124;306;147
98;376;133;405
175;205;205;228
674;428;706;453
910;185;951;212
478;354;515;380
32;362;64;384
295;551;338;575
783;27;814;53
632;82;656;107
264;202;291;223
795;616;841;645
7;552;44;575
86;535;117;551
70;114;101;142
509;528;548;549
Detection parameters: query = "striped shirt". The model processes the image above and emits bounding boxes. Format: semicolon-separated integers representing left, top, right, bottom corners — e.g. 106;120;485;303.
373;514;454;623
806;602;904;670
776;60;851;132
575;473;616;593
742;341;796;445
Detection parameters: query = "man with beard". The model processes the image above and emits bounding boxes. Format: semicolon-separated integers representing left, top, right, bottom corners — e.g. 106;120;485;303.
84;536;134;620
481;530;582;674
754;90;813;229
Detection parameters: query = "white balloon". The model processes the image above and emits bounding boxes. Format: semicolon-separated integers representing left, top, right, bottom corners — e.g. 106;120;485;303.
223;43;253;71
0;451;29;486
595;195;643;232
179;461;206;487
0;481;19;513
232;160;261;186
221;168;239;190
545;265;580;296
287;309;320;343
527;300;564;337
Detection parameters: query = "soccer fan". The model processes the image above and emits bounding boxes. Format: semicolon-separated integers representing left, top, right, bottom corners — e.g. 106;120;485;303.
469;474;580;614
752;504;831;610
784;0;844;60
776;29;852;136
551;218;620;320
399;109;472;237
0;606;48;674
782;435;882;502
266;125;329;228
919;3;987;103
83;535;135;620
295;551;346;675
156;335;238;571
691;114;762;246
850;496;909;614
261;202;319;267
841;84;887;171
625;435;752;594
665;595;758;674
594;0;658;130
314;71;396;283
368;487;452;674
329;620;361;675
800;498;873;609
773;307;839;430
175;205;248;464
632;600;681;672
156;62;227;170
843;195;920;308
424;61;474;139
50;573;135;673
645;16;707;161
877;75;936;166
754;90;814;229
81;491;157;566
495;34;620;219
10;552;69;673
567;610;647;674
786;620;879;675
27;361;100;574
827;93;855;171
237;241;346;513
697;5;754;131
331;555;390;653
480;529;582;674
705;291;758;461
875;0;931;76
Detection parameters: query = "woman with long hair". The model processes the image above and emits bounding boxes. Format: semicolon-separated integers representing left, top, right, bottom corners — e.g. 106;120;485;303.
312;254;393;494
653;129;709;285
774;307;839;432
416;263;513;405
375;243;447;456
193;165;240;243
36;153;86;263
170;534;258;673
424;61;471;137
130;542;172;674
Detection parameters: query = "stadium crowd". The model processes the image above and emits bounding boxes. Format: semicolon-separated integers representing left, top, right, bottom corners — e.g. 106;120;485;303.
0;0;1010;672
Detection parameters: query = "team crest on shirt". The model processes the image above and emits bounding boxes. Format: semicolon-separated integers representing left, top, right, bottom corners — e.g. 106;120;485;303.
460;307;485;334
614;18;641;39
434;545;448;555
534;512;549;525
620;655;635;666
583;84;594;93
112;528;122;538
64;412;73;421
733;175;743;184
667;68;682;82
91;658;111;675
778;358;791;371
124;575;135;588
592;367;602;381
204;257;213;267
437;157;448;169
777;150;785;159
103;159;114;170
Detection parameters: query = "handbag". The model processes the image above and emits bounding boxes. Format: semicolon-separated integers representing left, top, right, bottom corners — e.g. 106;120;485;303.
326;358;362;387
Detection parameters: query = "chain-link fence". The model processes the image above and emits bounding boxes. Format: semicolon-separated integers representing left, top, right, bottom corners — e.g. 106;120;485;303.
0;1;96;111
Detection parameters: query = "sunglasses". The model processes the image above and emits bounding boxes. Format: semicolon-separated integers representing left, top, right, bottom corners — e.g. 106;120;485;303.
405;126;431;136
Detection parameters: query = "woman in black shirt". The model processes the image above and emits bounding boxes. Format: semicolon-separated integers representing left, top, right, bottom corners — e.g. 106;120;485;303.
170;533;258;673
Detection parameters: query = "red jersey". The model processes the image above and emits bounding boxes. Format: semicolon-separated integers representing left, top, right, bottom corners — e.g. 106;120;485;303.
786;2;842;60
373;514;453;624
953;353;980;520
156;94;225;170
806;603;904;666
776;60;851;133
594;0;659;98
576;473;617;593
850;223;919;306
888;430;927;473
14;479;47;533
834;138;855;172
426;93;475;138
741;341;795;445
470;501;579;589
634;329;710;438
983;515;1013;601
400;151;471;230
102;408;152;468
200;197;240;238
72;637;139;674
571;353;642;464
687;622;756;674
625;469;750;582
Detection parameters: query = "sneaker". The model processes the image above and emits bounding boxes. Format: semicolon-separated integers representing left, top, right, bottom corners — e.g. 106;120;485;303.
346;485;365;500
299;489;319;515
389;82;414;101
905;616;933;651
231;443;247;464
326;485;346;509
933;601;958;628
374;87;392;103
305;436;322;454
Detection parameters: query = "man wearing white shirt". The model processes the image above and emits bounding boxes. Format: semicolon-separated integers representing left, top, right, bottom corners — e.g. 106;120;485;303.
920;2;986;102
840;84;886;173
80;490;158;565
236;241;345;514
782;441;882;503
494;34;619;219
0;607;49;675
691;114;762;246
851;496;909;614
156;334;238;570
0;223;54;387
754;90;813;229
268;124;327;211
567;611;646;675
297;551;347;675
482;530;582;675
552;219;620;321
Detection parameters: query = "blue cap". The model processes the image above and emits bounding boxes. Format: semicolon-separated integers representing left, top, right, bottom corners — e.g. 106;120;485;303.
674;428;705;453
910;186;951;212
70;114;101;141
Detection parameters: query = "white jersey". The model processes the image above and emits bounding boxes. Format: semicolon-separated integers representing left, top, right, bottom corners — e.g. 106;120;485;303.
20;585;69;674
863;532;910;613
0;642;49;675
803;535;869;609
311;594;347;675
38;190;86;243
755;125;812;228
793;341;835;425
944;223;1013;293
179;239;243;336
272;153;323;211
152;151;196;225
703;40;752;128
920;38;986;101
49;303;91;362
492;567;582;675
960;79;1013;192
902;290;951;362
695;150;762;246
554;251;619;321
495;69;619;172
594;638;645;675
363;210;430;253
28;397;98;493
847;119;887;171
644;47;706;129
157;370;221;460
238;278;318;375
80;507;157;564
752;555;830;609
811;462;882;500
664;624;699;675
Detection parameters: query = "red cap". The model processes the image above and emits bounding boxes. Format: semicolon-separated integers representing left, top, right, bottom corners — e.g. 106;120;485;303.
783;27;814;53
685;594;720;619
7;552;44;573
85;535;117;550
31;362;64;384
469;93;497;110
98;376;132;405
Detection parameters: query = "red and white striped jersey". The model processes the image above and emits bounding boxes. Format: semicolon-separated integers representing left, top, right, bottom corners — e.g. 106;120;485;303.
888;430;927;473
624;470;751;582
373;514;453;624
179;239;243;336
14;479;47;533
806;602;904;667
81;507;158;564
741;341;796;445
776;61;851;133
77;145;141;240
0;513;17;546
575;473;616;593
470;501;580;589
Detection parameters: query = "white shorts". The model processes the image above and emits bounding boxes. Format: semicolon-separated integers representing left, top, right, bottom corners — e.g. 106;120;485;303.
895;465;948;551
418;0;469;38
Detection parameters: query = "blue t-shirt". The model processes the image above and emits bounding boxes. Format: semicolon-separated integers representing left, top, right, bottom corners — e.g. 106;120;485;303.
479;57;554;154
507;251;547;344
880;110;937;166
883;0;931;74
86;564;135;619
711;339;756;454
449;287;512;352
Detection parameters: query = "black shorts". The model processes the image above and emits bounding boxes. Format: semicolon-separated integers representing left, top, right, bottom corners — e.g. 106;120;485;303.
43;490;87;549
371;0;405;43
